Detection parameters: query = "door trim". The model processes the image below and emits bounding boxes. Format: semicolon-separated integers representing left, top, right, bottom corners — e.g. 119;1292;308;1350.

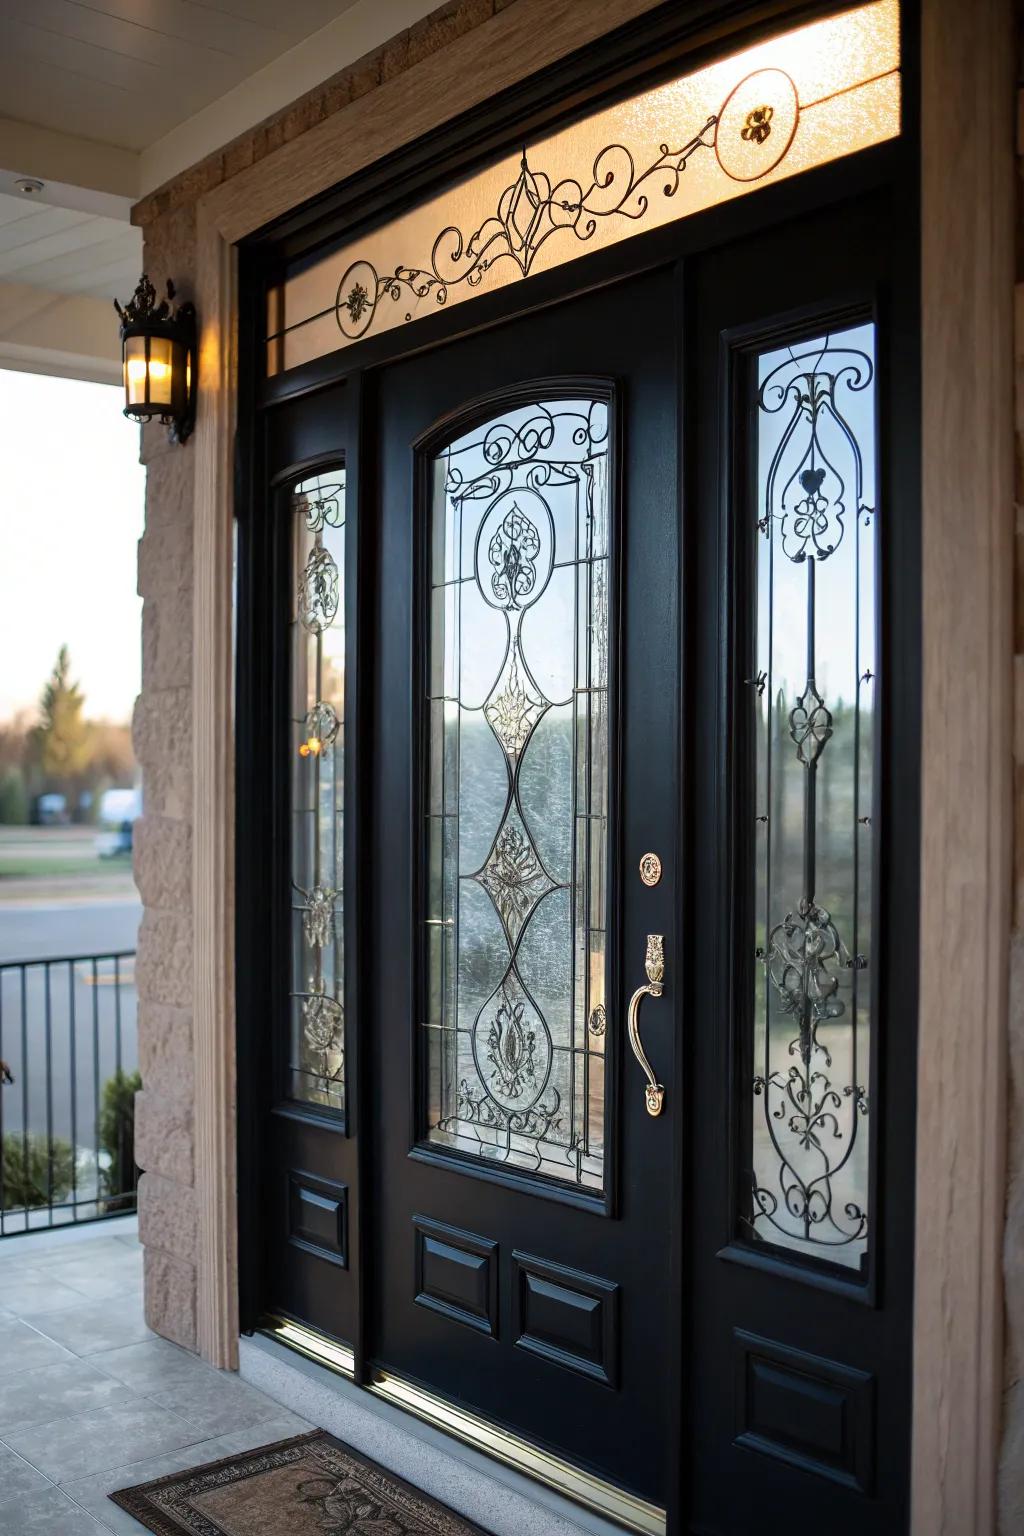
184;0;1013;1529
912;0;1013;1529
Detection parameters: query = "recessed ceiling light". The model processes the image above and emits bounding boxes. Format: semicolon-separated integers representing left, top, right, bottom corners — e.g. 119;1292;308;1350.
14;178;44;196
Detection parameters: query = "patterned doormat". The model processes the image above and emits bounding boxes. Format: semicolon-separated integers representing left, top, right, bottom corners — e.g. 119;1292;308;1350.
111;1431;490;1535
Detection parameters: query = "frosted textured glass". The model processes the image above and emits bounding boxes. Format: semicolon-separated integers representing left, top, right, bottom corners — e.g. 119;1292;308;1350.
268;0;900;374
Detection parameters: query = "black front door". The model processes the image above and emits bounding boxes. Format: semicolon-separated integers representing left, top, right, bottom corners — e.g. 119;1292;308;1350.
369;268;680;1508
243;185;915;1534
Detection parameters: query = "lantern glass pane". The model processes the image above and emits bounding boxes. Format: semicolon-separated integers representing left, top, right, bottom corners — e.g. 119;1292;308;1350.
146;336;175;409
123;336;149;408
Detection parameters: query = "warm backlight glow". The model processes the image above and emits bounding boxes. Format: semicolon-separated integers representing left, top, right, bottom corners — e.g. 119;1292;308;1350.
124;335;175;409
267;0;900;374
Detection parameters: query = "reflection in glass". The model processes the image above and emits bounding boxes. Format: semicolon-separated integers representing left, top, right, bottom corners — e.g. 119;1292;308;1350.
289;472;346;1110
746;323;876;1271
424;398;610;1191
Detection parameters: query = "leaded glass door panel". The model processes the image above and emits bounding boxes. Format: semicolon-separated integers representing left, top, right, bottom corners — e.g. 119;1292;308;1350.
240;376;366;1357
422;392;611;1192
370;275;679;1505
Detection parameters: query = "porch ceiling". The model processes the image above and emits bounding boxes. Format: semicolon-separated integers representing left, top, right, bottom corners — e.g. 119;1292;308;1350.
0;190;138;301
0;0;439;381
0;0;362;153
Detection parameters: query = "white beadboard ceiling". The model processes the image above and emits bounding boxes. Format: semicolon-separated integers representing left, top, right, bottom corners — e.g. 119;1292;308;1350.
0;191;139;300
0;0;359;152
0;0;441;346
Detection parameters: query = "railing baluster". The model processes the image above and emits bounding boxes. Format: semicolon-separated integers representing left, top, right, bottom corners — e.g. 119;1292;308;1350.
20;968;28;1236
44;962;53;1228
0;969;5;1236
92;956;100;1219
114;954;123;1211
69;959;77;1224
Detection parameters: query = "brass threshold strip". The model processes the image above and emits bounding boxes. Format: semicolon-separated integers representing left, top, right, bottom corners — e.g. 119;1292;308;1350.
261;1315;356;1379
259;1317;666;1536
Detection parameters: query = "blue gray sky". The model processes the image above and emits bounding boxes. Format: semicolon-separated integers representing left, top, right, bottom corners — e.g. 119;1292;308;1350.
0;370;144;725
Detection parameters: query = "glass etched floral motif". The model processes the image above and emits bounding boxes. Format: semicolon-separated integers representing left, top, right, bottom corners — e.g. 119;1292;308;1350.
424;399;610;1190
747;324;876;1271
289;473;346;1110
268;1;900;372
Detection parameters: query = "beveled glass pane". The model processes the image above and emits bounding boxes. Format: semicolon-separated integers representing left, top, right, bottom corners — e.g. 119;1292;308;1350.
288;471;346;1111
268;0;899;373
746;322;876;1272
423;397;610;1192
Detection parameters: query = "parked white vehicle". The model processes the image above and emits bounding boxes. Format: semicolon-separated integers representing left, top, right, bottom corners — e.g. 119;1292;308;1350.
94;787;141;858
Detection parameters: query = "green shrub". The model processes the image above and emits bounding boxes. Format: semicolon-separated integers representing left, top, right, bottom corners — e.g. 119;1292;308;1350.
0;768;28;826
1;1133;75;1210
99;1068;141;1210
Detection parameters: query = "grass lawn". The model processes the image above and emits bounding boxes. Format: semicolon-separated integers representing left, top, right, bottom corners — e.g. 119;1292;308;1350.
0;856;129;880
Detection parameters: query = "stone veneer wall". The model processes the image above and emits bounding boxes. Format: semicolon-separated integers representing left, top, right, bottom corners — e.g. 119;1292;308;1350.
132;203;199;1349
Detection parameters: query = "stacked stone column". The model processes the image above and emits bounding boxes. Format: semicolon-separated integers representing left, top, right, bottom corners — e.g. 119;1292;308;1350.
131;207;199;1352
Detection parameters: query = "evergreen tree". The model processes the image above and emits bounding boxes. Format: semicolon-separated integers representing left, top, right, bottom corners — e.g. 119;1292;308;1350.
28;646;93;805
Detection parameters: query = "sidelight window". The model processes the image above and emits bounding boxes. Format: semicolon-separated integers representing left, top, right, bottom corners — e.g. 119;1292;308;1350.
746;322;877;1272
288;471;346;1112
422;396;611;1191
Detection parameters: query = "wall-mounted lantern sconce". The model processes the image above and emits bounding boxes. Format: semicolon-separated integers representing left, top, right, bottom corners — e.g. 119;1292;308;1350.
114;275;196;445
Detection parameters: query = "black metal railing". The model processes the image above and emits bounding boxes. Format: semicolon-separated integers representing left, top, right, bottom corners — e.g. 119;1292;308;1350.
0;950;138;1236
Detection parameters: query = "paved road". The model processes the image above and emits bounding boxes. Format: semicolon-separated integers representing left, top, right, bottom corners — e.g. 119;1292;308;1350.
0;900;141;964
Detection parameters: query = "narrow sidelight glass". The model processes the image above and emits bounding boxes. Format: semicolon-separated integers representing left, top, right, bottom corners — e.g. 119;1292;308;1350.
422;397;611;1191
746;322;877;1272
288;471;346;1111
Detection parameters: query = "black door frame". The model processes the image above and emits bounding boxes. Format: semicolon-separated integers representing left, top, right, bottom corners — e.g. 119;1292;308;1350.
234;3;921;1531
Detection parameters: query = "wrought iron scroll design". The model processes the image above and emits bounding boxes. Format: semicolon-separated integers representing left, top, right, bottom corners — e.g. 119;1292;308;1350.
749;333;875;1264
427;399;609;1189
291;476;346;1109
333;70;801;342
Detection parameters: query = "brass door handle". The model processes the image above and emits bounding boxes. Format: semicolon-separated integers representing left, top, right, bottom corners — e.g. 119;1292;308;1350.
627;934;666;1117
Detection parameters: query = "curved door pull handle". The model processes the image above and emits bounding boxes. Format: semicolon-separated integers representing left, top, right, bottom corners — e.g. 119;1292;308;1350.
627;934;666;1117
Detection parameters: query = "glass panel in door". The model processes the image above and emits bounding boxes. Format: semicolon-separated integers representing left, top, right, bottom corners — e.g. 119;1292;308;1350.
422;399;610;1191
289;471;347;1112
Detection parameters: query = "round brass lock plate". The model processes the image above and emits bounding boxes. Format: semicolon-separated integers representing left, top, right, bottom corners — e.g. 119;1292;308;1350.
639;851;662;887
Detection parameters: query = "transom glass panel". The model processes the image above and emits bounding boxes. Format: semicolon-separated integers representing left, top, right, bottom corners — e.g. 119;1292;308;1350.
746;322;877;1272
288;470;346;1111
423;397;610;1191
268;0;899;373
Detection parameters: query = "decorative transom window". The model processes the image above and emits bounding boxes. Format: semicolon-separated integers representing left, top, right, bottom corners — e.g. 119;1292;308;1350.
267;0;900;374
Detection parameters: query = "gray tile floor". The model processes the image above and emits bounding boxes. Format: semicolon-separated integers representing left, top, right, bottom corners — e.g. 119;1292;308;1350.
0;1222;311;1532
